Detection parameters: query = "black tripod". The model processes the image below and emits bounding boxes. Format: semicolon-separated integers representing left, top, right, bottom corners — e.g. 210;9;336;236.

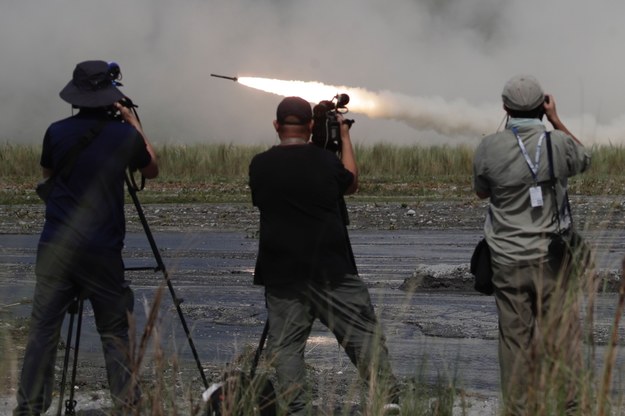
56;297;84;416
56;171;209;415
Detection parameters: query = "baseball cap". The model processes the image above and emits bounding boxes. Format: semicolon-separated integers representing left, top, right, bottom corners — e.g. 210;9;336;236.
59;60;125;108
276;96;312;125
501;75;545;112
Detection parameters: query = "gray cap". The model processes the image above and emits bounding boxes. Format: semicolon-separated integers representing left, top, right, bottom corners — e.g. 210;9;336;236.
501;75;545;111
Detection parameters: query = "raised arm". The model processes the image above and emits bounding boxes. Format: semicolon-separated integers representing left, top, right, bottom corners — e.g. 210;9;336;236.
337;113;358;195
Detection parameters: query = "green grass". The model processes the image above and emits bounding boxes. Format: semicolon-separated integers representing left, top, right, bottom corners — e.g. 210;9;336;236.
1;142;623;204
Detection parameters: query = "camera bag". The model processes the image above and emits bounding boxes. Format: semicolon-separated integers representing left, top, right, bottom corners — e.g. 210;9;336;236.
470;237;494;295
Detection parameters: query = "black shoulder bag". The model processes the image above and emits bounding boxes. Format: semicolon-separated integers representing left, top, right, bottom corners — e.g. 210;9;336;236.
545;132;592;273
471;235;494;295
471;203;495;295
36;120;108;202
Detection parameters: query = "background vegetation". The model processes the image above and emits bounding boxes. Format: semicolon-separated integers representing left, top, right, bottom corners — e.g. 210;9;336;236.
0;142;623;204
2;142;625;414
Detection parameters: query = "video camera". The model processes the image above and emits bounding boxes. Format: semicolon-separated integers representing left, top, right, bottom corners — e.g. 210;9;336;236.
311;93;354;154
105;62;139;121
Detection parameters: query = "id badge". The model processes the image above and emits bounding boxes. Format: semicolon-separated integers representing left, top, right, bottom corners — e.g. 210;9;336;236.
529;186;543;208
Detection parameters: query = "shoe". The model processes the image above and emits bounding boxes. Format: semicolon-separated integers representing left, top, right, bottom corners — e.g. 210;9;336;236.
382;402;401;415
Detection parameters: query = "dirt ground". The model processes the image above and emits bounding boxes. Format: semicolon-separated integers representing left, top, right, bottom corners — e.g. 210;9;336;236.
1;196;624;415
3;195;625;235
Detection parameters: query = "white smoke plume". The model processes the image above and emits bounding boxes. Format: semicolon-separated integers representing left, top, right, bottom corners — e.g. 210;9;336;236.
1;0;624;146
238;77;502;137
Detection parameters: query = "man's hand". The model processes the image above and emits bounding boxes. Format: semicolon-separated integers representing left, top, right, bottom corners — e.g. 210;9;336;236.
543;94;558;124
113;100;159;178
114;101;142;131
336;113;359;194
543;94;582;145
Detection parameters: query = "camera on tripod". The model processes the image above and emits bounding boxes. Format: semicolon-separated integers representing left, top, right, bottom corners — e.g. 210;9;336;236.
105;62;139;121
311;93;354;154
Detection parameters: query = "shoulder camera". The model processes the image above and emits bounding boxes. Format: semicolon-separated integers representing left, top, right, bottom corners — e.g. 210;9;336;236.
311;93;354;154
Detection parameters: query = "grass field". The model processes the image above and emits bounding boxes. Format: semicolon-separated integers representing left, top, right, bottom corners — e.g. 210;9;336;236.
2;141;625;414
0;142;622;204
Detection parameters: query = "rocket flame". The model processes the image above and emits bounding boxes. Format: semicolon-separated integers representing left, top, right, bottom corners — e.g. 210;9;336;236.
237;76;500;137
237;77;381;114
237;76;625;143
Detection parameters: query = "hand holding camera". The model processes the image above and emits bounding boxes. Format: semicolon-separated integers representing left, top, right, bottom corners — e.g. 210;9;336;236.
542;93;582;145
543;94;555;117
113;98;142;129
543;94;561;128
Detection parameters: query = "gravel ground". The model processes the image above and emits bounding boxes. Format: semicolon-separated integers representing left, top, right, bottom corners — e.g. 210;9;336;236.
2;195;625;235
2;196;625;415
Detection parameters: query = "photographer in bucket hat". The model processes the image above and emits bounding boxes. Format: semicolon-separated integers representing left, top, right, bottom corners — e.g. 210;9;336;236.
14;60;158;416
473;75;590;415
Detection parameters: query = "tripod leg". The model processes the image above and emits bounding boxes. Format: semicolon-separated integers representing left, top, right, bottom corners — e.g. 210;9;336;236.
125;173;209;389
64;298;84;415
56;299;78;416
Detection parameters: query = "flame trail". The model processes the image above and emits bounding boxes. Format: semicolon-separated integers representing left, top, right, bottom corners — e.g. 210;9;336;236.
238;76;502;137
237;76;625;143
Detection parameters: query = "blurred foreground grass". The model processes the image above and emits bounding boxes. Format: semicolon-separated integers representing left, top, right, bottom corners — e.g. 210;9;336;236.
3;142;625;415
1;142;623;204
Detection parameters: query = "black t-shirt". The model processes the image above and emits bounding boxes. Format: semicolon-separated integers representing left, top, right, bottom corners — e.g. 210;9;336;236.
39;111;152;253
249;143;357;286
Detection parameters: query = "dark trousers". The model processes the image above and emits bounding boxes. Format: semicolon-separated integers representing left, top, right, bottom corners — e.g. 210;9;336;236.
14;243;135;416
265;274;398;415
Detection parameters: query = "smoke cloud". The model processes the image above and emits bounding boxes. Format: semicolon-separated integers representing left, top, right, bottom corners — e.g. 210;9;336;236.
2;0;624;146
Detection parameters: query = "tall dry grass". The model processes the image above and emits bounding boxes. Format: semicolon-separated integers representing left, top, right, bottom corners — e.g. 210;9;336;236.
4;140;625;414
1;142;624;204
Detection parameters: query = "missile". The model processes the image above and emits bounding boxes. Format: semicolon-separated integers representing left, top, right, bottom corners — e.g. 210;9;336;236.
210;73;238;82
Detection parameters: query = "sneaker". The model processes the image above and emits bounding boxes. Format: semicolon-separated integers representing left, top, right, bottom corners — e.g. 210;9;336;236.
382;402;401;415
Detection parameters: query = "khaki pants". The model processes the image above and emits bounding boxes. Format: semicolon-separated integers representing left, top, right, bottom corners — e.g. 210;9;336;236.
493;260;582;415
265;274;398;415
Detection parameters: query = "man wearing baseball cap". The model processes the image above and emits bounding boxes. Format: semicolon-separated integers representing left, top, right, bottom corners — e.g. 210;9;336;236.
249;96;400;415
14;60;158;415
473;75;590;415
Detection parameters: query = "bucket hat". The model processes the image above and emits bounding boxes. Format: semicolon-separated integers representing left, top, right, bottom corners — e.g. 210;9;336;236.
59;60;125;108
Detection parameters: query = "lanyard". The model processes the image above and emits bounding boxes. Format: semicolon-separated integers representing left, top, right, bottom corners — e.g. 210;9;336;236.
512;127;545;183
